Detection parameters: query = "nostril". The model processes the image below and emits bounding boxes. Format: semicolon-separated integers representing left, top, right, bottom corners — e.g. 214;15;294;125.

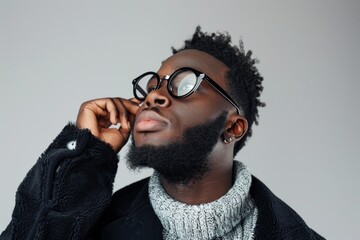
155;99;166;105
144;90;169;108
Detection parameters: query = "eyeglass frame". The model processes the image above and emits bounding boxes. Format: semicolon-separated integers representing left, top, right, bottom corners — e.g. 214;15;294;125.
132;67;242;115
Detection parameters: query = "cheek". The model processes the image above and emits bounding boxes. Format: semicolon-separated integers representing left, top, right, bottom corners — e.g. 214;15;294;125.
170;104;224;139
176;99;224;124
132;97;225;146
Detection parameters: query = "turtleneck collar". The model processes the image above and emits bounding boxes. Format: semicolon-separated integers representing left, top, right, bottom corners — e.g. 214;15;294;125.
148;161;258;240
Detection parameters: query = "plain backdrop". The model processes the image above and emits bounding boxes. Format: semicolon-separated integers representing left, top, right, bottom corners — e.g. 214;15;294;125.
1;1;359;239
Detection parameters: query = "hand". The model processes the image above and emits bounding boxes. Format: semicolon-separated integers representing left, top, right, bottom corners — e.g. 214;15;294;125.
76;98;141;152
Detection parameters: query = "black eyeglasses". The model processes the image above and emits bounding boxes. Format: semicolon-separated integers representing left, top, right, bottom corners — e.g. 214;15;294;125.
132;67;242;115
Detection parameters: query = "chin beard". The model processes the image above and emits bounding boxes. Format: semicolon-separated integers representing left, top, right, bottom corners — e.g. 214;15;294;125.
125;112;227;185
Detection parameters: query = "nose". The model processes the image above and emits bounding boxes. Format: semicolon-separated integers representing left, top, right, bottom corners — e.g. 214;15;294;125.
144;84;171;108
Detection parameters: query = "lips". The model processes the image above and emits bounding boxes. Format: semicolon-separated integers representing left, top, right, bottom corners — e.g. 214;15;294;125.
135;110;169;132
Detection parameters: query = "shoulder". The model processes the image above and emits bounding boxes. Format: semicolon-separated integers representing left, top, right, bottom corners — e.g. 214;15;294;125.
112;178;151;204
92;177;163;239
250;176;325;239
109;177;151;217
93;178;150;231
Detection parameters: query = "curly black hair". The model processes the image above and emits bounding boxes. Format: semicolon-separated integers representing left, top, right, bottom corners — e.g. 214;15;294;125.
172;26;265;156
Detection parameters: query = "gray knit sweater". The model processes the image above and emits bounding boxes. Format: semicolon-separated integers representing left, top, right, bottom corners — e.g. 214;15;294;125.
149;161;258;240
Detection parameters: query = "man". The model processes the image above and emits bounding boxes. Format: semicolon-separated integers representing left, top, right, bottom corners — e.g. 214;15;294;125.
1;27;324;239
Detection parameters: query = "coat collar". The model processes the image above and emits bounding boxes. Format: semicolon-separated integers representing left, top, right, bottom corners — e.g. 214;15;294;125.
101;176;323;240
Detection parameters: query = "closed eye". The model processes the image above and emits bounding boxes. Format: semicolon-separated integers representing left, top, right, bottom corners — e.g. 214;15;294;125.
147;85;157;93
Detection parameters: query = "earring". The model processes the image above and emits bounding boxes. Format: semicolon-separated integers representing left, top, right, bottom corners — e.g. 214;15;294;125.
223;137;233;144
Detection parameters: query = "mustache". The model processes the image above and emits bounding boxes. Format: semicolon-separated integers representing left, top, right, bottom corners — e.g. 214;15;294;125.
143;106;162;114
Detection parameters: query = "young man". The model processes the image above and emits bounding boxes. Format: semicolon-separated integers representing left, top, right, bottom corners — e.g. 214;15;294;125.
1;27;324;239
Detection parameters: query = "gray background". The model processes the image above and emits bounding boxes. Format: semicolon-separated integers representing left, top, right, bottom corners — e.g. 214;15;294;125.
1;0;359;239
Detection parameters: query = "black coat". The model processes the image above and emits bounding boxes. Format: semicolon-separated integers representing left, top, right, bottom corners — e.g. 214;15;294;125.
94;177;325;240
1;124;325;240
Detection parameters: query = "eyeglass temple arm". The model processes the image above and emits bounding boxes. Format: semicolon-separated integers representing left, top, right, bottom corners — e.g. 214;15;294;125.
203;76;242;115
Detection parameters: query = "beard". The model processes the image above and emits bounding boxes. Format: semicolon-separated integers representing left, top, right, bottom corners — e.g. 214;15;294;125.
126;112;227;185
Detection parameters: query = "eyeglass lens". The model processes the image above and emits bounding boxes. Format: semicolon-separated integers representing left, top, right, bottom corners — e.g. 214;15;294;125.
134;74;157;99
135;70;200;100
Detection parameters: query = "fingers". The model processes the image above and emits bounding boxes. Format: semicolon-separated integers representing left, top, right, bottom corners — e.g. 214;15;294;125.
128;97;142;105
76;97;142;152
105;100;119;125
77;97;140;132
114;98;142;128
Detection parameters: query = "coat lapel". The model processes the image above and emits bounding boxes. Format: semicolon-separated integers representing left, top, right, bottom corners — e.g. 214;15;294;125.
101;179;163;240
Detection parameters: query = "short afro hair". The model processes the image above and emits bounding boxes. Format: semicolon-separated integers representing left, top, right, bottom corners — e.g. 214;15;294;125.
172;26;265;156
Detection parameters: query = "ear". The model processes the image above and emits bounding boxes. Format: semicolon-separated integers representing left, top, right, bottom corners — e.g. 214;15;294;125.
223;114;248;142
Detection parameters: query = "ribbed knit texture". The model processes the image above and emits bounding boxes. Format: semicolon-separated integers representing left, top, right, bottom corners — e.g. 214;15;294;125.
149;161;258;240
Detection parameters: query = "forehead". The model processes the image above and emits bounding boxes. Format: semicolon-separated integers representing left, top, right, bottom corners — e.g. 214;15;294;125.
158;49;230;89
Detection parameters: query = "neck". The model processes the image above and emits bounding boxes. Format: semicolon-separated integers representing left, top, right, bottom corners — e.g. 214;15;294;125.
161;156;234;205
149;160;258;240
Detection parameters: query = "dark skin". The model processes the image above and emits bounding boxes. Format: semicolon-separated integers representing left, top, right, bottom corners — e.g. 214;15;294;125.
76;49;248;204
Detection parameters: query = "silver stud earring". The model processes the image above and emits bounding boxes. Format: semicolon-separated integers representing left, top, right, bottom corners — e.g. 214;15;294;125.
223;137;233;144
